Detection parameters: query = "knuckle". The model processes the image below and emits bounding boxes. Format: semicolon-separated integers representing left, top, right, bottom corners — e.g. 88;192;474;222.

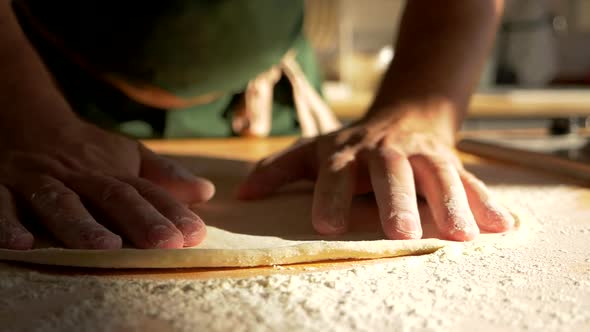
384;212;418;228
328;151;355;171
407;153;427;167
55;216;94;234
25;155;66;176
376;146;406;162
335;127;369;148
100;181;138;202
411;153;450;169
390;191;414;205
430;156;452;169
460;170;479;183
136;181;167;198
31;180;76;208
76;226;108;243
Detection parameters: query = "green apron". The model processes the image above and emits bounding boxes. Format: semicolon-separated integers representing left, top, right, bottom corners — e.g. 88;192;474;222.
13;0;323;138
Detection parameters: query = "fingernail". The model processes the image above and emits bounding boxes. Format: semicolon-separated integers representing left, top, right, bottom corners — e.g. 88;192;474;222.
381;213;419;240
8;232;34;250
390;213;422;239
193;179;216;202
482;202;516;232
148;225;182;248
313;211;347;235
448;216;479;241
175;216;205;242
325;207;346;229
314;219;347;235
167;163;198;182
93;235;122;250
327;215;346;230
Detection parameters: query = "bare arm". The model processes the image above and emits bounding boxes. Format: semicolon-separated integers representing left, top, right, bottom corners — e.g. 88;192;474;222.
0;1;76;139
368;0;504;138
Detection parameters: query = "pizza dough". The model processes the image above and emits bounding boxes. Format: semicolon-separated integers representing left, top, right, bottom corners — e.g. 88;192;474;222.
0;156;519;268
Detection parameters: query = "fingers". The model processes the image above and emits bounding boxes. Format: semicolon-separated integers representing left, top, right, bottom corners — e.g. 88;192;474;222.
0;185;33;250
67;175;184;249
460;170;515;232
11;176;122;249
237;140;314;199
117;176;207;247
409;155;479;241
312;152;356;235
139;145;215;204
368;147;421;240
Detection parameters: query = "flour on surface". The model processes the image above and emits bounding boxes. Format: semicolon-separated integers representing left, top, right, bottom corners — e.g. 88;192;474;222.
0;170;589;331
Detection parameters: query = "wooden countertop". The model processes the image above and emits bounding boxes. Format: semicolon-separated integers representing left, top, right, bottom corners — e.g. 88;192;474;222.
144;134;589;189
327;89;590;120
144;137;295;161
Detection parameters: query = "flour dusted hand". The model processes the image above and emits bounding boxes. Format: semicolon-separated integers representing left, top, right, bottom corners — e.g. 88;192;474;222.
238;109;515;241
0;120;214;250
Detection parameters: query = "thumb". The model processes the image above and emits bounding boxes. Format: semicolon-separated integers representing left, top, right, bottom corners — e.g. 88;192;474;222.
237;139;315;200
139;145;215;204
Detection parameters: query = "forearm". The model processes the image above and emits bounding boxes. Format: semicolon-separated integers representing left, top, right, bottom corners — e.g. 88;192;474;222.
367;0;504;132
0;1;76;136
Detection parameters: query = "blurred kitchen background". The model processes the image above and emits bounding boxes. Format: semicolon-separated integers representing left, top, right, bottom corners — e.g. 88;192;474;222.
304;0;590;134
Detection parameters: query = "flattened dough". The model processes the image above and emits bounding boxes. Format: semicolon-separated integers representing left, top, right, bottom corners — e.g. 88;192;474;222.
0;156;519;268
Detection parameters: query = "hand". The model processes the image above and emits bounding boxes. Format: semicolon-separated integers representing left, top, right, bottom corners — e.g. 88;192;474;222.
0;120;214;250
238;109;515;241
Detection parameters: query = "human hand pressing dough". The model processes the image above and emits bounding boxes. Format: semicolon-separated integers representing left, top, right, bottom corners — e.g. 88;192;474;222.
239;110;515;241
0;120;214;250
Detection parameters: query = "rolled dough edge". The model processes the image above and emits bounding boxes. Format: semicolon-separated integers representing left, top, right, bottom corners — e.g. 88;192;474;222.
0;239;449;269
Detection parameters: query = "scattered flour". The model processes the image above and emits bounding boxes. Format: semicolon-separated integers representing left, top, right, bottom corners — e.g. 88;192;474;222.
0;178;589;331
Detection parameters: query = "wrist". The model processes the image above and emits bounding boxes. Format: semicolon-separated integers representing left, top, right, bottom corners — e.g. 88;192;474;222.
361;97;458;145
0;94;83;147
